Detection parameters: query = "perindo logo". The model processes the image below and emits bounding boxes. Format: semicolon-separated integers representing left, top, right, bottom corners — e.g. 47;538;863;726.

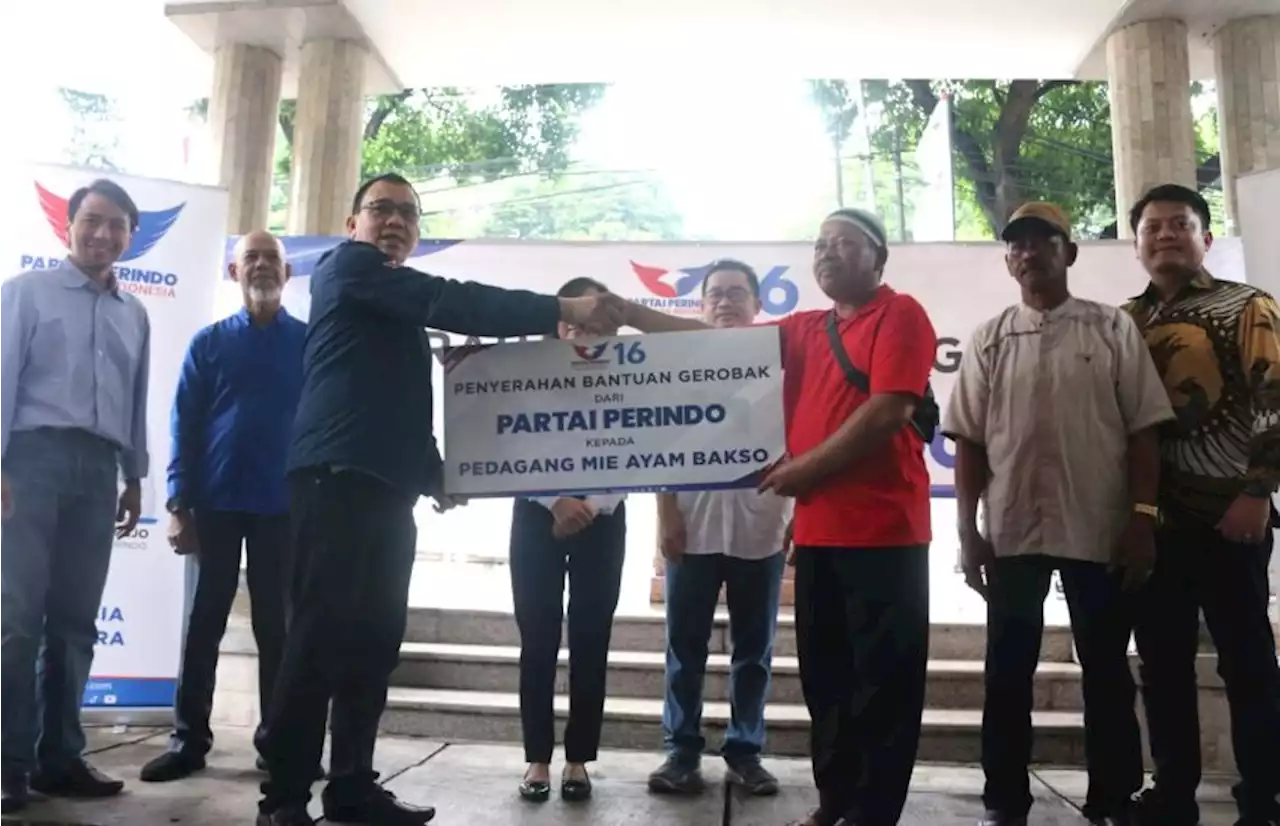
572;342;608;363
570;340;610;369
20;182;187;299
629;260;801;316
569;339;647;370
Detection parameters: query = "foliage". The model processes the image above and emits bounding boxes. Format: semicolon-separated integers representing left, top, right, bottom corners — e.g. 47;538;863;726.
479;171;685;241
809;80;861;208
58;89;121;171
275;85;605;184
810;79;1223;240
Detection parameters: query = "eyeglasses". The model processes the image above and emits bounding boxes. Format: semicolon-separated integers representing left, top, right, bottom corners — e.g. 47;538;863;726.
361;200;420;223
704;287;752;304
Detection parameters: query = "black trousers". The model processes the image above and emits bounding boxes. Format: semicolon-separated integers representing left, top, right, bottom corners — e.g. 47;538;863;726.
509;499;626;764
1133;510;1280;824
981;555;1142;819
170;510;289;757
794;545;929;826
259;469;417;811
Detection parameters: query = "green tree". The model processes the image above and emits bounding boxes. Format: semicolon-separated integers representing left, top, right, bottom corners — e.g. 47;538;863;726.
275;85;605;183
481;171;685;241
809;80;860;208
59;88;121;170
810;79;1223;239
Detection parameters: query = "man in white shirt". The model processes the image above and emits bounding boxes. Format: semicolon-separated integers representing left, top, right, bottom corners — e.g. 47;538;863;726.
647;260;791;797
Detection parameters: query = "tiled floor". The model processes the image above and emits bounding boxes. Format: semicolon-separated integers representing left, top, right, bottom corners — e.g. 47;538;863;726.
0;725;1245;826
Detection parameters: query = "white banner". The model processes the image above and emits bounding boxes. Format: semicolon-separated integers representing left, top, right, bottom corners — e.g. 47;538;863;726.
216;234;1247;564
0;163;226;709
442;328;785;496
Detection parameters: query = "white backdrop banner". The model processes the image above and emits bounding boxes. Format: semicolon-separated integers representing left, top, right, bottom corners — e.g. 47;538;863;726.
213;235;1247;565
0;163;226;709
442;328;785;496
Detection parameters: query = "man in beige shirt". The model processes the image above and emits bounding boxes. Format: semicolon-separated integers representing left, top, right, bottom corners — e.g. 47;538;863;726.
942;203;1175;826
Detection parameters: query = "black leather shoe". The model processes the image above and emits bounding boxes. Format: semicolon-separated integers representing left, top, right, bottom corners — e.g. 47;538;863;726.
31;759;124;798
140;750;206;782
321;783;435;825
256;805;316;826
561;767;591;802
1;772;36;814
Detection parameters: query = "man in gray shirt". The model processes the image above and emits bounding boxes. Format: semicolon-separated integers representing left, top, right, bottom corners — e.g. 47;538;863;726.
1;178;151;813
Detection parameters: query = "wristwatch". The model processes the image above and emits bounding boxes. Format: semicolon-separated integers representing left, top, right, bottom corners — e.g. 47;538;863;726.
1133;503;1160;522
165;497;187;515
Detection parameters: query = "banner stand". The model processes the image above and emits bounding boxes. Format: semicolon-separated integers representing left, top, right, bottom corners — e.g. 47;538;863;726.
1;163;226;727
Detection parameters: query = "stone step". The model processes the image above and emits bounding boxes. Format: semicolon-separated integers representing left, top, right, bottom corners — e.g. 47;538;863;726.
380;687;1087;764
402;607;1078;662
392;642;1085;710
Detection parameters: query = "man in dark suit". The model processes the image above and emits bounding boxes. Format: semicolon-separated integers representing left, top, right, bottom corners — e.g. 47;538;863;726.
256;173;623;826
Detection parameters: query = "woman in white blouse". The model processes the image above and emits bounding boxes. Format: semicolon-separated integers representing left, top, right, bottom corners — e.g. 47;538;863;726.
510;277;627;803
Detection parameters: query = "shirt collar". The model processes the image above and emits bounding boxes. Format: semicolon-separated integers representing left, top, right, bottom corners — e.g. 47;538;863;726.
237;305;289;327
1018;295;1078;324
1131;269;1216;305
57;259;121;299
836;284;894;322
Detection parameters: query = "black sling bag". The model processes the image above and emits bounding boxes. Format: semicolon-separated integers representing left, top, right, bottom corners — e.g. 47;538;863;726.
824;310;940;443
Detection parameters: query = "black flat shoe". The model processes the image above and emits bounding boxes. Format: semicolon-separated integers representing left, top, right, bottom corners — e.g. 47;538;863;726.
518;777;550;802
561;769;591;802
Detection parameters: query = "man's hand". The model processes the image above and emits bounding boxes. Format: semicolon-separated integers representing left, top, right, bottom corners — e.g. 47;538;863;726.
1216;492;1271;544
959;526;996;600
1;473;11;520
757;454;821;498
1111;513;1156;591
783;518;796;566
116;480;142;538
560;293;627;334
659;510;687;563
167;511;199;555
432;494;468;514
550;497;597;539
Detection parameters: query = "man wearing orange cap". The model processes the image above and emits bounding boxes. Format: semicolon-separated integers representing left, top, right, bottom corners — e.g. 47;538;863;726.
943;202;1174;826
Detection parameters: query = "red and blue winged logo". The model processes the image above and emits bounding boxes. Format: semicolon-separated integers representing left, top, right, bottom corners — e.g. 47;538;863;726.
630;261;715;298
36;182;185;263
572;342;608;362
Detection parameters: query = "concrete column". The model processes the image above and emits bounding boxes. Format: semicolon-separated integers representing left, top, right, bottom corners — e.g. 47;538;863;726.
287;39;366;236
1214;15;1280;236
1106;19;1197;238
207;44;283;235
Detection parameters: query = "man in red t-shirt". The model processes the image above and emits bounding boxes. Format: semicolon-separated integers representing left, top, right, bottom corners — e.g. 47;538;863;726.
618;208;937;826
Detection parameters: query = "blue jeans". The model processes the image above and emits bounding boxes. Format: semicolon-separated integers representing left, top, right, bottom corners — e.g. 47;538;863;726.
1;428;119;774
662;551;784;760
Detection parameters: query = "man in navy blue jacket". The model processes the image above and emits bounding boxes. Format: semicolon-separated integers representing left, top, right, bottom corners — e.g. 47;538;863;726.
257;173;623;826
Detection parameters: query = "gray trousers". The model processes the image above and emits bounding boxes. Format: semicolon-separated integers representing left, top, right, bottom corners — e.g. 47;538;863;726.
1;428;119;774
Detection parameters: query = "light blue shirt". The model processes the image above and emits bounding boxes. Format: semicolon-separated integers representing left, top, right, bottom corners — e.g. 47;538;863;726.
1;262;151;479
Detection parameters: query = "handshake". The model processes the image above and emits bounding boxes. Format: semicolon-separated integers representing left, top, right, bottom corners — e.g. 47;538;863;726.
559;291;631;334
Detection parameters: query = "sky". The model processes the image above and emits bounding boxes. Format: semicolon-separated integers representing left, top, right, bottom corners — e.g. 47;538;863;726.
574;78;837;239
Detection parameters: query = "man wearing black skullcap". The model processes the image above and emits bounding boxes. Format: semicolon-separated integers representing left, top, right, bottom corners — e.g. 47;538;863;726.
615;207;939;826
